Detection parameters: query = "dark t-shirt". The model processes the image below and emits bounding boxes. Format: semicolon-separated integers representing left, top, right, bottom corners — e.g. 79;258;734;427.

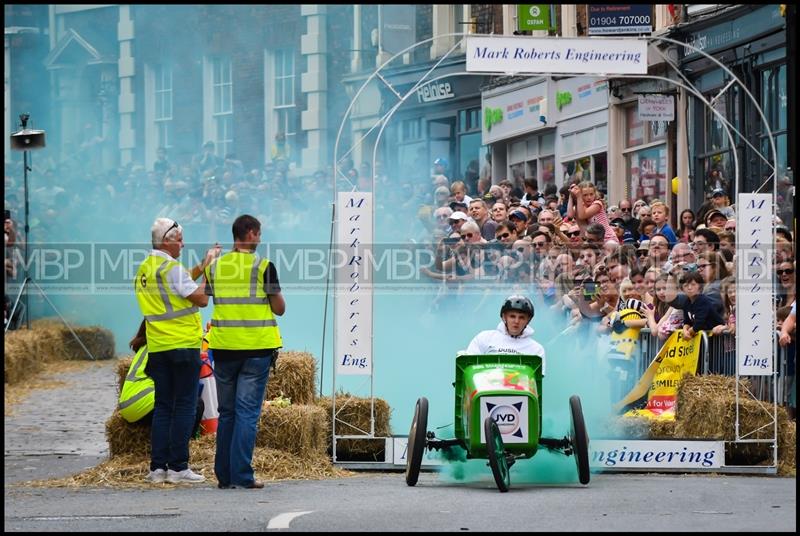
206;260;281;360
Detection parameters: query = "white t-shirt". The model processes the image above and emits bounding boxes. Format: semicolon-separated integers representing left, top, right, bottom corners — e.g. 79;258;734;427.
151;249;198;298
465;321;547;375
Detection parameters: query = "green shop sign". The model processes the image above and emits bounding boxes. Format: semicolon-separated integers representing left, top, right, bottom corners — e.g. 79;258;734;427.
484;107;503;132
556;91;573;110
517;4;552;31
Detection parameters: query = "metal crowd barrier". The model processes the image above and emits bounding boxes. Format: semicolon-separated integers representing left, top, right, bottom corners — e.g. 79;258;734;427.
633;328;793;406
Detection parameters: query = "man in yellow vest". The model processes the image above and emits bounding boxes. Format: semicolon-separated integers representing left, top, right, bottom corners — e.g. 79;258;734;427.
204;214;285;489
118;319;204;436
134;217;219;484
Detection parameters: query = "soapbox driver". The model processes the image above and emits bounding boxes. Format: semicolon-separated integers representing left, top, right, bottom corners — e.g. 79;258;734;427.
404;352;590;492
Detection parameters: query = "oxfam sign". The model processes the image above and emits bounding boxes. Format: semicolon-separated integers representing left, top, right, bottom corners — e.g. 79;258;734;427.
518;4;552;31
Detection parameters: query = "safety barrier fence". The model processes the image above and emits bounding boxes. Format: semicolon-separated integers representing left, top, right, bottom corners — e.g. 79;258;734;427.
633;328;793;406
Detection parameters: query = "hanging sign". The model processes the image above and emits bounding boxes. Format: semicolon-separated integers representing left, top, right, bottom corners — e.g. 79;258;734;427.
335;192;373;376
637;94;675;121
588;5;653;35
517;5;552;31
736;193;774;376
466;36;648;75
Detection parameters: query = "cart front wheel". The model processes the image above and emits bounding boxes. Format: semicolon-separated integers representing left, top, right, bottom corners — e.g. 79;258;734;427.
569;395;590;485
484;417;510;492
405;397;429;486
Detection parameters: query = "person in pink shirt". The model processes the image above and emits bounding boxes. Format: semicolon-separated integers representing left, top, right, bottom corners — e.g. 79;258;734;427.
566;181;618;244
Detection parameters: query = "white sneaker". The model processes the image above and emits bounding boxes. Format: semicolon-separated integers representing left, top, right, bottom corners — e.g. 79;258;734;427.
166;468;206;483
146;468;167;483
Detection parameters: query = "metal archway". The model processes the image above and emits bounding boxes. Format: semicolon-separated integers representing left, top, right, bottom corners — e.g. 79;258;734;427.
328;32;780;471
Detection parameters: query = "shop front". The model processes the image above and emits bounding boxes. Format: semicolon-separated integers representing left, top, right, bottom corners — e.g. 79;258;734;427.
379;60;489;193
481;77;556;193
554;77;610;197
671;4;789;214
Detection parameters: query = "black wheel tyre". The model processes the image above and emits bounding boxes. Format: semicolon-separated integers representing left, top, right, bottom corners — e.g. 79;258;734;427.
569;395;591;485
484;417;510;492
405;397;428;486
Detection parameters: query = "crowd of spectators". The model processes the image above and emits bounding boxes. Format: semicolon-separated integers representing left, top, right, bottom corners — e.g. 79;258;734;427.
411;161;795;418
2;144;796;417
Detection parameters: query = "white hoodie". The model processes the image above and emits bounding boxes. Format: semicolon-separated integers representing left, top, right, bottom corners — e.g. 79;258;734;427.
465;321;547;375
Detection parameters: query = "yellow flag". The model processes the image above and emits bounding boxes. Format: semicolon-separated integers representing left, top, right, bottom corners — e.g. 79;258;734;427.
617;330;702;420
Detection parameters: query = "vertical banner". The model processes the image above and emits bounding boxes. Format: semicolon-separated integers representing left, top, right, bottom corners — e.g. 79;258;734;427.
736;194;774;375
335;192;373;375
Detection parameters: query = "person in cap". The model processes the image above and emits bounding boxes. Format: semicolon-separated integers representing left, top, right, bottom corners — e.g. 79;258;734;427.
449;200;469;214
704;209;728;231
433;157;449;177
464;295;547;375
508;209;529;238
448;210;470;235
610;217;635;244
711;188;735;219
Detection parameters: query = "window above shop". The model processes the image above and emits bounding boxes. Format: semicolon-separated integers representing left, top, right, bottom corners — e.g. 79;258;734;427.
625;106;668;149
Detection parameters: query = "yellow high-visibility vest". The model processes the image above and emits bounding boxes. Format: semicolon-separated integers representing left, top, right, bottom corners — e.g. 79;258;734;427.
205;251;282;350
134;254;202;352
118;345;154;422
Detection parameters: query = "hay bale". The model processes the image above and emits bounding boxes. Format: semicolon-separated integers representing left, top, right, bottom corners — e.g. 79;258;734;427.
34;434;350;488
649;418;676;439
4;328;47;384
316;395;392;460
61;326;116;360
32;319;115;361
675;374;767;440
674;374;795;473
4;321;115;387
117;356;133;394
603;416;675;439
266;351;317;405
105;410;151;459
255;403;328;458
777;419;796;476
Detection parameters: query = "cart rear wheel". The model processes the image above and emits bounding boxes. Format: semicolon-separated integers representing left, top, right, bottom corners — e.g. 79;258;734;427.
484;417;510;492
405;397;428;486
569;395;590;485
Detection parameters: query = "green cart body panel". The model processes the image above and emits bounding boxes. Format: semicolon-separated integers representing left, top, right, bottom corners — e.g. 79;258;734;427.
454;354;543;458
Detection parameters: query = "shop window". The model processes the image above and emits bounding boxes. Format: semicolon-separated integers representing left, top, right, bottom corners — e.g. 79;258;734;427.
154;64;173;149
626;146;668;204
540;155;555;189
626;106;668;147
211;57;233;158
508;132;555;192
563;153;611;199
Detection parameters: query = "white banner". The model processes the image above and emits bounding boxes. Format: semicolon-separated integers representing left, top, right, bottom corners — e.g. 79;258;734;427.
637;94;674;121
590;440;724;469
335;192;373;376
466;36;648;75
736;194;774;376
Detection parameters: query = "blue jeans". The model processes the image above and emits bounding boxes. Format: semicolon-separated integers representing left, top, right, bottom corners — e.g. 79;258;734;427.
146;348;202;472
214;353;273;487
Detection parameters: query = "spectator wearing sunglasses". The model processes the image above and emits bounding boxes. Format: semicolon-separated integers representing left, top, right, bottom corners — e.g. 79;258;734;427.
776;260;796;309
494;221;518;246
134;218;220;485
618;199;641;241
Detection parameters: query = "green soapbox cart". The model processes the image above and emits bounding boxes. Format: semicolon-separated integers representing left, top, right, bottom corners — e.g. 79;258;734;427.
405;354;590;492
